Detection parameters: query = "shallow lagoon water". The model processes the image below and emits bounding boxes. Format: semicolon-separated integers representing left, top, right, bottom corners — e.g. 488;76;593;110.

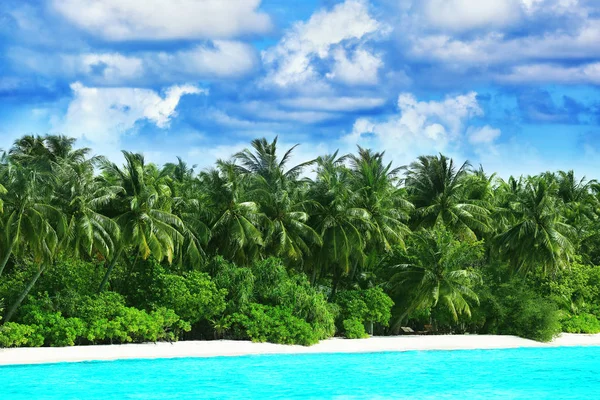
2;346;599;399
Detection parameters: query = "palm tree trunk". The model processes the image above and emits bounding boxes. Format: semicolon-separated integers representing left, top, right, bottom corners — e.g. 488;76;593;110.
3;264;46;323
329;270;340;301
0;239;15;278
390;309;410;335
98;247;123;292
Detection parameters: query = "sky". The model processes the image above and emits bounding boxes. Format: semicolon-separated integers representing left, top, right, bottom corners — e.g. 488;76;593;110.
1;0;600;177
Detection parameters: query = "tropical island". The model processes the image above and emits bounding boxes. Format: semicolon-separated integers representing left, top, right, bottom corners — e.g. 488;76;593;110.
0;134;599;349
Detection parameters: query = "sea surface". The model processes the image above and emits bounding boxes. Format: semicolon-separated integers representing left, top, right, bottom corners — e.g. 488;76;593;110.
1;346;599;399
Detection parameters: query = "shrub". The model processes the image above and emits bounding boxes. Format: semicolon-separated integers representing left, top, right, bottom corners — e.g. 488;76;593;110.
0;323;44;348
342;319;368;339
151;271;227;324
80;294;191;344
562;313;600;334
494;281;562;342
335;287;394;334
226;303;319;346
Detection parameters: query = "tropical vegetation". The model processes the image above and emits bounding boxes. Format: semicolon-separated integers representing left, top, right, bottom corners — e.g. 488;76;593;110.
1;134;599;346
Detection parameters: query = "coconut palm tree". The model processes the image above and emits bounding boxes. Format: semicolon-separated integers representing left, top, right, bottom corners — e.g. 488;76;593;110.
53;158;120;261
494;176;576;276
403;154;491;240
385;228;483;332
0;163;67;323
234;136;315;190
309;152;372;295
348;147;412;253
235;138;321;265
97;152;191;291
199;161;264;266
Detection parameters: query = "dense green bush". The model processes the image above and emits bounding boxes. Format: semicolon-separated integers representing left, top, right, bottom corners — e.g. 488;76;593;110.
0;322;44;348
562;313;600;334
149;271;227;324
215;257;336;341
226;303;319;346
342;319;368;339
2;291;192;347
335;287;394;334
494;281;562;342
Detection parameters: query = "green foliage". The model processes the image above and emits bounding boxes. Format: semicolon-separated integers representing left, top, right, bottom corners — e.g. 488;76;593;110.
226;304;318;346
562;313;600;334
211;257;255;311
342;319;369;339
2;134;600;347
0;322;44;347
336;287;394;327
493;281;562;342
386;229;483;331
150;271;227;324
21;307;86;347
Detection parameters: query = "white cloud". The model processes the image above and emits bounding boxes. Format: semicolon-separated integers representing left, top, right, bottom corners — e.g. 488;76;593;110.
467;125;502;144
422;0;522;32
326;48;383;85
58;82;206;144
343;92;496;163
152;41;258;79
64;53;144;84
498;62;600;84
52;0;271;40
10;40;257;85
241;101;339;124
281;96;386;112
262;0;383;88
410;20;600;65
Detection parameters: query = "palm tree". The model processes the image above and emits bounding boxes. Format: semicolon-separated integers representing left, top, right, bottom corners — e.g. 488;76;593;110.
199;161;264;265
0;163;67;323
403;154;490;240
385;228;483;332
348;147;412;253
53;157;120;261
555;170;598;234
97;152;192;291
494;176;576;276
234;136;314;190
309;152;372;295
235;137;321;265
0;162;65;278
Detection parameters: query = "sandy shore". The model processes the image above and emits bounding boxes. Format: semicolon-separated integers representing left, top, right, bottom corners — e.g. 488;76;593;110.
1;334;599;366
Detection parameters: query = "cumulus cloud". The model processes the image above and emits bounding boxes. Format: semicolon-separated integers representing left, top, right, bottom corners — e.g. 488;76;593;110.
10;40;257;85
343;92;498;163
422;0;523;32
58;82;206;144
280;96;386;112
240;101;339;124
498;63;600;84
51;0;271;40
261;0;384;89
326;48;383;85
467;126;502;144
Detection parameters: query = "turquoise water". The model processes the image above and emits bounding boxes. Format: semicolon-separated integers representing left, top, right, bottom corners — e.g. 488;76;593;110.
2;346;599;399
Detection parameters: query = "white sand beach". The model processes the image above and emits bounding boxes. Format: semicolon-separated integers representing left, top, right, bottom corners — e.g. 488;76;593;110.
1;333;599;366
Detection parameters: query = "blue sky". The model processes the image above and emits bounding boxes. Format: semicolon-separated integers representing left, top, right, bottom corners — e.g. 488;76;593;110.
1;0;599;177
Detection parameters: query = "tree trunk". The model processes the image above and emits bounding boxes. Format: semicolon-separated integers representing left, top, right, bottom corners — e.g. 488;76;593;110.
98;248;123;292
390;309;410;335
0;239;16;278
3;264;46;323
329;271;339;301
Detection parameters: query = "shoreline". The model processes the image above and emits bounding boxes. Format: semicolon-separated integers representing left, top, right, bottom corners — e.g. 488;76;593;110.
1;333;600;366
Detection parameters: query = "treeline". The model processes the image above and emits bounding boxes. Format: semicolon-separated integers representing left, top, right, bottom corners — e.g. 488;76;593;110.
0;134;599;347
